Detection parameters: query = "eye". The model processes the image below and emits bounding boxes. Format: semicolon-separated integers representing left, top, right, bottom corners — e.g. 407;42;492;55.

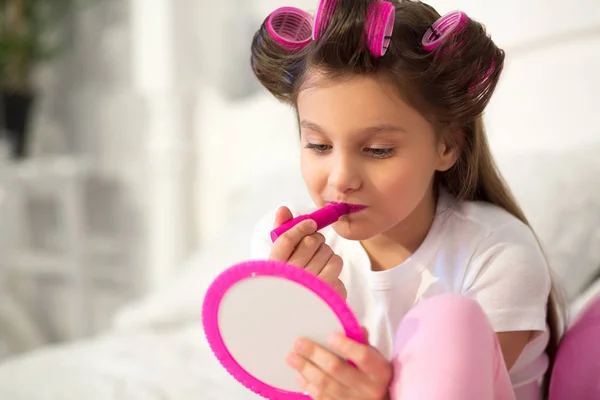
364;147;394;159
305;143;332;154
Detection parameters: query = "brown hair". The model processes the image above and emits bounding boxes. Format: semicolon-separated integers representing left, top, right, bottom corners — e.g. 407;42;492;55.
251;0;565;395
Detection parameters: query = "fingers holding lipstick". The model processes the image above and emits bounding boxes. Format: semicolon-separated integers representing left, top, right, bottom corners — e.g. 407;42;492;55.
269;206;346;299
273;206;294;229
332;279;347;299
270;219;318;261
293;242;345;298
304;244;334;275
316;254;343;281
315;254;346;299
288;233;326;267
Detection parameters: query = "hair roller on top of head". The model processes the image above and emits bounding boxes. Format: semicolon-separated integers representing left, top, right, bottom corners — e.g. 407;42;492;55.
313;0;396;58
266;7;314;50
312;0;335;41
366;1;396;57
422;10;469;51
251;6;314;102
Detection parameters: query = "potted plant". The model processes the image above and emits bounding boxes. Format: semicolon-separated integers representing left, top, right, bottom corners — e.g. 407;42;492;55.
0;0;94;159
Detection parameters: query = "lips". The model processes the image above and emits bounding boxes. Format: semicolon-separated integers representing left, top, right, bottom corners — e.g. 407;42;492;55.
328;202;367;214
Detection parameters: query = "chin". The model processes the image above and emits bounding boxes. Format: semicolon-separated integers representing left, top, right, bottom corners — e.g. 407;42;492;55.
331;219;379;241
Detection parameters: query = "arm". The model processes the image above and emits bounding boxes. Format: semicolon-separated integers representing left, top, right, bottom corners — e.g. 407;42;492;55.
496;330;534;370
463;224;551;371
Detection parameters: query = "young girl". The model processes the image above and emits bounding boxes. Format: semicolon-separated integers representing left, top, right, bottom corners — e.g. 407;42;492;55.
249;1;564;399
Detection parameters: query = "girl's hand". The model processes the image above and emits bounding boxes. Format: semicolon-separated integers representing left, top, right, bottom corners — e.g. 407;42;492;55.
270;206;347;299
287;328;392;400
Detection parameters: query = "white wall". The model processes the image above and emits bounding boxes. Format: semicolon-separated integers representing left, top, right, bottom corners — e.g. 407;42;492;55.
424;0;600;151
28;0;202;291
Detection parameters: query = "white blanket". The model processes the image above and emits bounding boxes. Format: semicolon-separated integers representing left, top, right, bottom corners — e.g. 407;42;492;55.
0;323;261;400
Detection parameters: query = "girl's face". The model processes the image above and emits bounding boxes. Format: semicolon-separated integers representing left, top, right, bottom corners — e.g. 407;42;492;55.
297;73;458;241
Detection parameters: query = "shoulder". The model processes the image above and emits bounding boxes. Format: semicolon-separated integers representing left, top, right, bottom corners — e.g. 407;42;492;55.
443;198;551;332
449;195;535;240
443;194;542;258
439;194;549;287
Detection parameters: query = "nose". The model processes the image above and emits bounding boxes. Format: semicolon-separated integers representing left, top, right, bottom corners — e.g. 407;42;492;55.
327;152;361;194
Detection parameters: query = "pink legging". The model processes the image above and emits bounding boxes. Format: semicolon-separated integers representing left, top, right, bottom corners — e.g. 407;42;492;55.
389;294;516;400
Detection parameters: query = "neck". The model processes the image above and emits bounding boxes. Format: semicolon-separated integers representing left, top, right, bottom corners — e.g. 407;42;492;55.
361;186;438;271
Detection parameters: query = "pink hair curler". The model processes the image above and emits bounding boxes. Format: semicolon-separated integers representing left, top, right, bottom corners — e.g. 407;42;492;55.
423;11;497;91
311;0;335;41
266;7;314;50
366;1;396;57
312;0;396;58
422;10;469;52
202;259;366;399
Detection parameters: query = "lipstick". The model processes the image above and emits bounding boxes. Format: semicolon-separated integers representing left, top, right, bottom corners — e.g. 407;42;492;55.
270;203;349;243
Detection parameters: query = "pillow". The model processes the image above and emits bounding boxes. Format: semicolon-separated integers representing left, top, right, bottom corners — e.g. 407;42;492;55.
485;35;600;153
494;142;600;301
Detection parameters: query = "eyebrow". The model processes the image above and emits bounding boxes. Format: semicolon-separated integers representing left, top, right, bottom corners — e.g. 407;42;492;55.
300;120;407;135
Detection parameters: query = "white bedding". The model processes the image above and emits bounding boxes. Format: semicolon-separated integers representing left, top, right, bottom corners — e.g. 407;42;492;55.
0;200;291;399
0;324;261;400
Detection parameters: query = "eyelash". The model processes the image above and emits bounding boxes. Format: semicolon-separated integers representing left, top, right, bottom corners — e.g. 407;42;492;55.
304;143;395;159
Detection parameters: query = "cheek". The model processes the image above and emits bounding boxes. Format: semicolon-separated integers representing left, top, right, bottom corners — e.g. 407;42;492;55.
374;149;438;201
300;153;324;191
373;166;420;200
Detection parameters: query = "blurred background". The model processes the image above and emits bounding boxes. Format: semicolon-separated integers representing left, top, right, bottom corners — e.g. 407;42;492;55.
0;0;598;398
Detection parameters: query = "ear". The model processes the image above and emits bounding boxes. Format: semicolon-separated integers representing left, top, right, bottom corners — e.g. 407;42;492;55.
436;128;463;172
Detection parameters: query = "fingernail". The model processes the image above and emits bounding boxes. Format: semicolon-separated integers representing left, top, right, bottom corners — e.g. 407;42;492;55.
286;353;299;368
295;338;305;352
328;333;342;347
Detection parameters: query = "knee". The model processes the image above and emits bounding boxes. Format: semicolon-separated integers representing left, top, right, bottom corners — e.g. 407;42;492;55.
401;294;490;334
393;294;495;358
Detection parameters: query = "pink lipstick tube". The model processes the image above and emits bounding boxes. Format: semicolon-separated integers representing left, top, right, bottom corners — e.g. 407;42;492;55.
270;203;348;242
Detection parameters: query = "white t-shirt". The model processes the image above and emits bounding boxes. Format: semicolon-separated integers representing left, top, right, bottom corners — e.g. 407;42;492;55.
250;190;551;399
